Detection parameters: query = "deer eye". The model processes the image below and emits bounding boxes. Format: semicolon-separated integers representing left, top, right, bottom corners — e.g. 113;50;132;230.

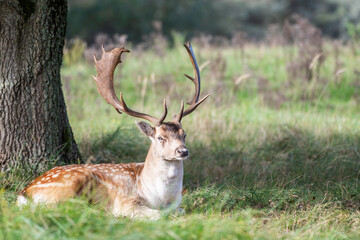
183;134;187;139
157;136;165;143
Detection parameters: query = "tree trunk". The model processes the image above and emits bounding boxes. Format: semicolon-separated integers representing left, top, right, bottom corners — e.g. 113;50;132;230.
0;0;80;168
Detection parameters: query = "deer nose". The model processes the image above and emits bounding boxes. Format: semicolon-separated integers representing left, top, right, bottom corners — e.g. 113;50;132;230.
176;146;189;157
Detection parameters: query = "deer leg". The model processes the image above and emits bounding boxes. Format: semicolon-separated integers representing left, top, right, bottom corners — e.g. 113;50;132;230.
111;196;161;220
129;206;161;220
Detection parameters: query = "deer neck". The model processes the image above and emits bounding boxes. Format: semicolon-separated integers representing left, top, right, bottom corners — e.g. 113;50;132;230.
138;143;183;209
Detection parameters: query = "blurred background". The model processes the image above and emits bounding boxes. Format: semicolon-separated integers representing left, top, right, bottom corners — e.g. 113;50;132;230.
63;0;360;112
67;0;360;44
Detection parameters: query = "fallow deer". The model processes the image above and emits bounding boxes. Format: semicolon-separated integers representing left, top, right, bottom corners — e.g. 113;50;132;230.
17;42;208;220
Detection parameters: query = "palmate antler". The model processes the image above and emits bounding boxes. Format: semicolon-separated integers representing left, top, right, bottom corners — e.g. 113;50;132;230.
93;42;208;125
93;47;167;126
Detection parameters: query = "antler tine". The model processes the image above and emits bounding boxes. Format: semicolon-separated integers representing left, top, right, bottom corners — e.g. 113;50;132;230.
93;47;167;126
158;99;168;124
179;94;209;118
174;101;184;123
174;42;209;122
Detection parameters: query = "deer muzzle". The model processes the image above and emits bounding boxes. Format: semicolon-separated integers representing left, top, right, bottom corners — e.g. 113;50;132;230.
175;146;189;159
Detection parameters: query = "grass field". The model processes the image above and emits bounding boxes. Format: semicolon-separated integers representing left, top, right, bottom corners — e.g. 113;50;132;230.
1;41;360;239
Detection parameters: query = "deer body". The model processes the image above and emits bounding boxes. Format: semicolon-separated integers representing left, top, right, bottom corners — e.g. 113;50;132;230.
140;150;183;209
18;123;186;219
17;42;208;220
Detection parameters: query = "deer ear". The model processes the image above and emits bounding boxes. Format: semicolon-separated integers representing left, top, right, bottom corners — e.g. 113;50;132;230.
136;121;155;138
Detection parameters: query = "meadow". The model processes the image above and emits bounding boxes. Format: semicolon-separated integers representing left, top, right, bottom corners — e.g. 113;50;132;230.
1;33;360;239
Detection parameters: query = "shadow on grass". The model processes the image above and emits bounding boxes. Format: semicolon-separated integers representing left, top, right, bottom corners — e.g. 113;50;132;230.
188;127;360;188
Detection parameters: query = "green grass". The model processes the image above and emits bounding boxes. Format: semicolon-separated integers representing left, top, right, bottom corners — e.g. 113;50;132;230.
1;43;360;239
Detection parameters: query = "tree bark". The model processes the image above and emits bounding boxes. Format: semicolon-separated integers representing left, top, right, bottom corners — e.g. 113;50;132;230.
0;0;80;168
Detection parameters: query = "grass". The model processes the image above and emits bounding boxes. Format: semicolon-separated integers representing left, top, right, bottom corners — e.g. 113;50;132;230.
1;42;360;239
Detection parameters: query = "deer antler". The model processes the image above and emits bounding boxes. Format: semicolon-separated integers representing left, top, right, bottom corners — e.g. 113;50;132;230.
93;46;167;126
174;42;209;123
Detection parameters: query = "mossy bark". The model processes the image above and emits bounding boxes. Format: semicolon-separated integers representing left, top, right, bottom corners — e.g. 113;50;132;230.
0;0;80;168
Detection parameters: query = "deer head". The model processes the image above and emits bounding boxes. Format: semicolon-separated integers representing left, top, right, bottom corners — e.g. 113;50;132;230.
136;121;187;161
93;42;209;162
